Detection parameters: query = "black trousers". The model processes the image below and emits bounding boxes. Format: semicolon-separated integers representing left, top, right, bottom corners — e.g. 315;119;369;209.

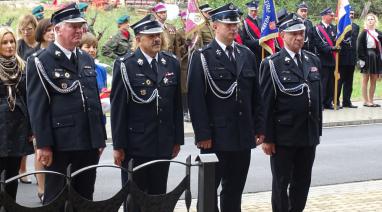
201;150;251;212
270;145;316;212
43;150;100;205
121;155;170;212
0;157;21;199
337;65;356;105
182;94;188;114
321;66;335;107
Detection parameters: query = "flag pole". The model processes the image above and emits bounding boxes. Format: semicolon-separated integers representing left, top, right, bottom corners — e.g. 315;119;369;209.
333;52;340;110
261;48;264;60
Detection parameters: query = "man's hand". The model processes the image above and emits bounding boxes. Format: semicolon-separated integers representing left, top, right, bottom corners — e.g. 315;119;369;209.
172;144;181;158
256;134;265;146
98;147;105;156
113;149;125;166
37;147;53;167
262;143;276;155
197;139;212;150
330;46;341;52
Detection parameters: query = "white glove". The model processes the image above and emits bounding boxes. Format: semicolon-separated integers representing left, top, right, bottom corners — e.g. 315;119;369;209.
101;98;111;114
358;60;365;68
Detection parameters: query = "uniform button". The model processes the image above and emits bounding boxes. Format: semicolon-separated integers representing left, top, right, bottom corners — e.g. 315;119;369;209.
88;108;91;111
57;122;60;126
239;112;242;116
237;88;241;92
159;120;162;123
159;108;163;112
86;96;89;99
79;74;82;77
239;100;242;103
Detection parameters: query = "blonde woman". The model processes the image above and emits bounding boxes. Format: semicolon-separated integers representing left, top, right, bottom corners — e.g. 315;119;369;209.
0;27;33;199
357;13;382;107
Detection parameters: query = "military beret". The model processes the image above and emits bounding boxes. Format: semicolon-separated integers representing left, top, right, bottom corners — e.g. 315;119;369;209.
117;15;130;24
78;2;88;12
32;5;44;15
152;2;167;13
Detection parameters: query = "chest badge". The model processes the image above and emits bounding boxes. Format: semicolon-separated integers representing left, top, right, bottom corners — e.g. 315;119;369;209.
55;50;61;57
216;49;222;56
64;72;71;78
137;58;144;66
163;77;169;84
161;58;166;65
284;57;291;64
140;89;147;96
61;83;68;89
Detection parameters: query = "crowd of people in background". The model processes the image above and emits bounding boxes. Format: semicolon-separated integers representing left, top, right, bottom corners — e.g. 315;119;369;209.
0;1;381;212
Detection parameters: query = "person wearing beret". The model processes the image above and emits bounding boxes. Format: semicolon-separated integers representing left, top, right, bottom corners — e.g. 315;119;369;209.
311;7;339;110
195;3;214;48
337;8;359;108
175;11;192;122
260;13;322;212
111;14;184;212
188;3;264;211
296;1;314;52
101;15;133;59
240;0;262;69
26;3;106;206
152;2;177;53
32;5;44;21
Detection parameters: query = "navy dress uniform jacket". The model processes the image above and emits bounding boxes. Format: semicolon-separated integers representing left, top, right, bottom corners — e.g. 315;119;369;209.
26;43;106;151
339;23;359;66
111;48;184;158
188;40;264;151
259;49;322;146
311;22;337;67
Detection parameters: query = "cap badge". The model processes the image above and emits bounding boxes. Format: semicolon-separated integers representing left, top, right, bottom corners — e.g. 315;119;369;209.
229;4;234;9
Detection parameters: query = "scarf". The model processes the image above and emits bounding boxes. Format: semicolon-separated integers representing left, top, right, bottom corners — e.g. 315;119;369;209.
0;56;22;111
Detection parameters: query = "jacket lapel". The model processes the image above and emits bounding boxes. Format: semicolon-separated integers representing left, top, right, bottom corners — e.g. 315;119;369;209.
212;40;236;76
281;48;304;79
301;52;311;79
49;44;77;73
157;53;167;83
136;48;157;82
235;45;245;76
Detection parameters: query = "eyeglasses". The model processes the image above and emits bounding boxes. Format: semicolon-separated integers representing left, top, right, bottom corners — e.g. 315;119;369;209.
21;27;33;32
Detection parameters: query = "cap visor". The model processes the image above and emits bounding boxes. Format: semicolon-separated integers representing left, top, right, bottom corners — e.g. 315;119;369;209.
217;19;241;24
63;17;87;23
283;24;306;32
139;27;163;34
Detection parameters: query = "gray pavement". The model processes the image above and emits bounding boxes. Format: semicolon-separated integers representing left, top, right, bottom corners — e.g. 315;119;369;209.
13;100;382;211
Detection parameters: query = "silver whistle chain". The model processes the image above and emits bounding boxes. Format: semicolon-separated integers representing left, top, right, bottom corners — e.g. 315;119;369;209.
34;57;86;111
200;53;237;99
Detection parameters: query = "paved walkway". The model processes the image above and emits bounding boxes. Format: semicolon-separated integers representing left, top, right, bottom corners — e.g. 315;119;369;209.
106;100;382;138
174;180;382;212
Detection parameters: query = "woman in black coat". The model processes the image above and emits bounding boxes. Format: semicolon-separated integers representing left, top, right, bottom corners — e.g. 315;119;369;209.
357;13;382;107
0;27;33;200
